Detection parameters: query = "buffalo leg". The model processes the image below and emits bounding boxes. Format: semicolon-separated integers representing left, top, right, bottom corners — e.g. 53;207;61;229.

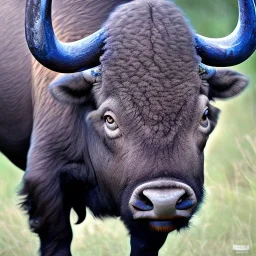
20;171;73;256
38;208;72;256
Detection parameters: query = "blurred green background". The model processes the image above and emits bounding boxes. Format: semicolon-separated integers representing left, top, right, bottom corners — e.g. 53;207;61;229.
0;0;255;255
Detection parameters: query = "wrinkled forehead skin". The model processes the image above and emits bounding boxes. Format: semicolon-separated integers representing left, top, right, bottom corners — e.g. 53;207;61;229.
100;0;202;141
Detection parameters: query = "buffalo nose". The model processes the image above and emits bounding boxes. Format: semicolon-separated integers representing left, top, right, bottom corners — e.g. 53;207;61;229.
129;180;197;220
143;188;185;217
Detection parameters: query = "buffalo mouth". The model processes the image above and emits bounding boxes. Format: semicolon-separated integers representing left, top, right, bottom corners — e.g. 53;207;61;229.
149;220;176;233
148;216;190;233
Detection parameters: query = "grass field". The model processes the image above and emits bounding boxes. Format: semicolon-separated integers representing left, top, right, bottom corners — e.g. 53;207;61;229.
0;0;256;255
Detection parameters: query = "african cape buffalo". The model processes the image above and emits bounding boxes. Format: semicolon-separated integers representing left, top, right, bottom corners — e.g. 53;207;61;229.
1;0;255;255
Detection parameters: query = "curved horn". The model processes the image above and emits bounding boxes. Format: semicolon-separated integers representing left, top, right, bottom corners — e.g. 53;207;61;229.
196;0;256;67
25;0;105;73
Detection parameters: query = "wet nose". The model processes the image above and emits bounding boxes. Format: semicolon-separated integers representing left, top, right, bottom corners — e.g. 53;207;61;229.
129;180;197;219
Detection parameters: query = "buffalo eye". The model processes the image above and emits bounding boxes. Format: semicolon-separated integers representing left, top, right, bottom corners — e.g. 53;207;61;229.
106;115;114;124
104;115;118;130
200;107;209;128
103;112;121;138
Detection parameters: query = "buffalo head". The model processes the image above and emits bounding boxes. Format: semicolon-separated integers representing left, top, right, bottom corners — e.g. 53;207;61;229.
24;0;254;255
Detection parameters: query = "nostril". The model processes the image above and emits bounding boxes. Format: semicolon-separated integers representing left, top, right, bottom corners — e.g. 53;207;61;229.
177;198;183;204
175;194;195;210
132;194;153;211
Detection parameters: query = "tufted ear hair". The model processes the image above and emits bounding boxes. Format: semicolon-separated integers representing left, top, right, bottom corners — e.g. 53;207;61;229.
49;73;93;104
207;69;249;99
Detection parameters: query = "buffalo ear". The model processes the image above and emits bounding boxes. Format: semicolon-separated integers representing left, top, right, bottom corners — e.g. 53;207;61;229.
207;69;249;99
49;73;93;104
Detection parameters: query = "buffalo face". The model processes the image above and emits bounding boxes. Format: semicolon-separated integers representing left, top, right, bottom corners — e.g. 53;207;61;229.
84;93;207;231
